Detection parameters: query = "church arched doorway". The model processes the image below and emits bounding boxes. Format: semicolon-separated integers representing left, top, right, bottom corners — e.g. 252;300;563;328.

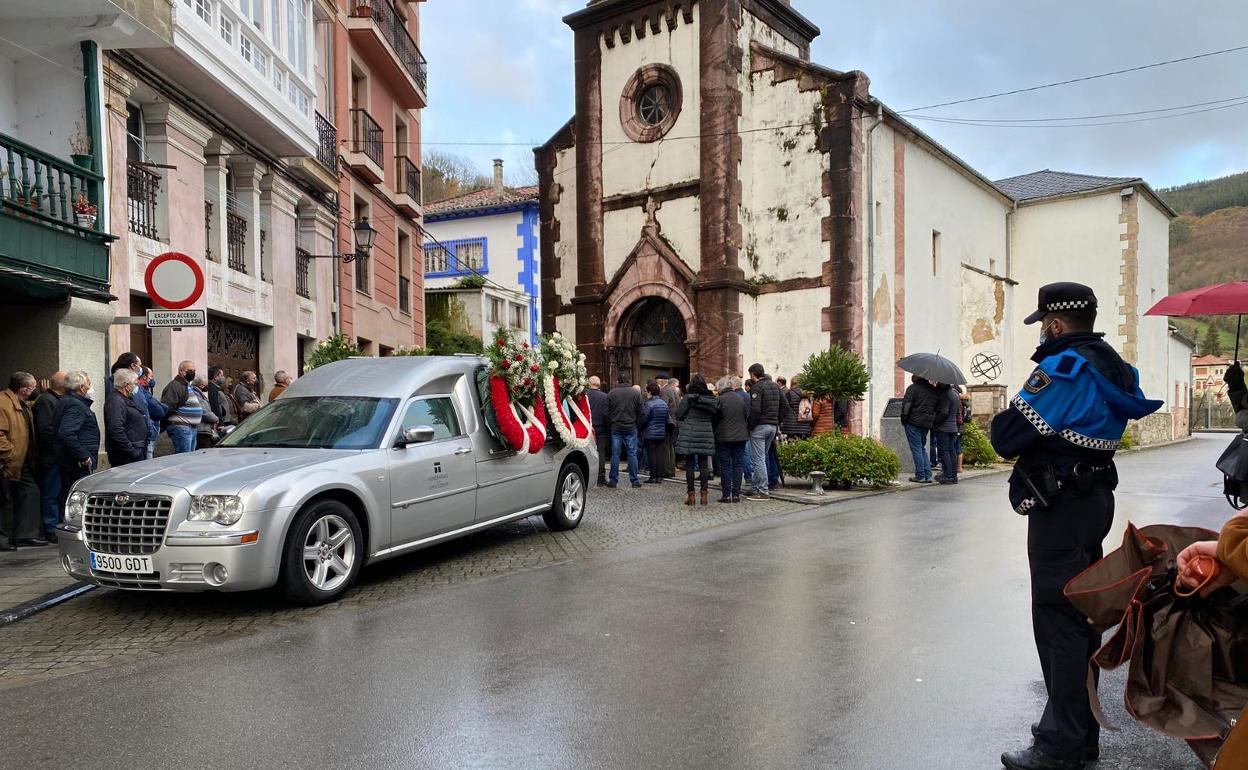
606;297;691;387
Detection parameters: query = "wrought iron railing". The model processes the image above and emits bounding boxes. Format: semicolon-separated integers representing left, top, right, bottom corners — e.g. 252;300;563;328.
398;275;410;313
127;162;160;239
350;109;383;167
351;0;428;94
315;111;337;173
1;132;104;236
354;252;370;294
204;201;214;260
397;156;420;201
226;211;247;273
296;248;311;299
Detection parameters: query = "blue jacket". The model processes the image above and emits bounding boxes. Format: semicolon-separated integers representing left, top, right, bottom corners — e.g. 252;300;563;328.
54;391;101;467
640;397;669;441
133;384;167;442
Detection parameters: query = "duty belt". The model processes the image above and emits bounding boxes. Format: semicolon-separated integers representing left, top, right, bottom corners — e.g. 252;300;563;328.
1014;462;1117;515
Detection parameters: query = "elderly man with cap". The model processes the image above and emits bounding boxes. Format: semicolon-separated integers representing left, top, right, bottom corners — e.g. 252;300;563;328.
992;283;1162;770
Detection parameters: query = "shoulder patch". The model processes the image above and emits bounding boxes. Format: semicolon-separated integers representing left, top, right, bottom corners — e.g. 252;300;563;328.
1023;369;1052;394
1049;353;1086;380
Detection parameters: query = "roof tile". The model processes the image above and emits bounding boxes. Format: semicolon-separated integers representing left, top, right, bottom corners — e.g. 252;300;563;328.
424;185;539;215
994;169;1139;202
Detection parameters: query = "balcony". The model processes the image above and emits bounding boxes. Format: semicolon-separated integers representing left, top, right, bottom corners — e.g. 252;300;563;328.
394;156;421;217
226;210;247;273
127;162;160;239
285;111;340;193
316;112;338;174
346;0;428;109
399;274;410;314
296;248;311;299
0;132;112;302
346;108;385;184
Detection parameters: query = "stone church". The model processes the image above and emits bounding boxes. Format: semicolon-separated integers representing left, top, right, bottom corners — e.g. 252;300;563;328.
536;0;1189;441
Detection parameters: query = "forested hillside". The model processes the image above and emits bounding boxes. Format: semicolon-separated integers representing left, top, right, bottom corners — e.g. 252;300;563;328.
1158;172;1248;355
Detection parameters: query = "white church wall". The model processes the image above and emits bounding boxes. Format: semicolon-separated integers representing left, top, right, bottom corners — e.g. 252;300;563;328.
739;10;802;58
746;288;828;381
1008;193;1125;391
603;207;648;280
1135;196;1173;404
598;6;701;198
740;69;826;282
553;144;579;342
860;123;899;435
658;195;701;272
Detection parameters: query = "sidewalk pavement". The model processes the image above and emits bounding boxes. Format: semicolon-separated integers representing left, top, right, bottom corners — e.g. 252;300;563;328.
0;544;81;618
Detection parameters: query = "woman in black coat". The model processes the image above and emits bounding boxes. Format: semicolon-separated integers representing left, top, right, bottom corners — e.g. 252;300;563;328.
674;374;718;506
104;370;149;467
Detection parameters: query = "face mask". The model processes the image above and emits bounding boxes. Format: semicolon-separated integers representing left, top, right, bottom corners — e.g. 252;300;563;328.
184;370;196;382
85;387;96;399
1038;321;1055;345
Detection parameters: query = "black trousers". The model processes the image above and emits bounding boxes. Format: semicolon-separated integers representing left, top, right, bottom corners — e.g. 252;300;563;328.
685;454;710;491
645;439;666;481
0;466;41;544
1028;486;1113;761
595;431;611;483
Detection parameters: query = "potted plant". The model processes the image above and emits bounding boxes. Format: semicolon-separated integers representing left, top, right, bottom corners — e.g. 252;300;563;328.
69;124;92;169
73;192;98;229
354;2;373;17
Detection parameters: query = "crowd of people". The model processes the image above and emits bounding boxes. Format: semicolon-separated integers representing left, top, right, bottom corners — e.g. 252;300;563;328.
0;353;292;550
899;375;972;485
585;362;850;504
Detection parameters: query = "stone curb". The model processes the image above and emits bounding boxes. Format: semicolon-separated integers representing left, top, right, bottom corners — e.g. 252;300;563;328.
0;583;95;627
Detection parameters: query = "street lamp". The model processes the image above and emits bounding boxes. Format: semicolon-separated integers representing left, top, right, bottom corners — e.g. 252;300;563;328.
306;218;377;263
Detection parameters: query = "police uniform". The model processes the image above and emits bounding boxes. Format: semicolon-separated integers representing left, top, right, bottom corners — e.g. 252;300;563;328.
992;283;1163;770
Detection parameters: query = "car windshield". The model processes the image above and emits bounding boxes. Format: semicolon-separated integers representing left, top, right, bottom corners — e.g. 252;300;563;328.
218;396;399;450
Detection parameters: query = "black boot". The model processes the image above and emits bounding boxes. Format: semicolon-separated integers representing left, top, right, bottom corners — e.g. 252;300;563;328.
1001;746;1084;770
1031;724;1098;761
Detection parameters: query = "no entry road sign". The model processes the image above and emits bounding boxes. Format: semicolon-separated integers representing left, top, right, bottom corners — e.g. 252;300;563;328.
144;252;204;309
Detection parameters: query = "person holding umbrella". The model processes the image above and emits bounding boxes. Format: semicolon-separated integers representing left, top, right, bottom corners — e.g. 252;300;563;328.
991;282;1163;770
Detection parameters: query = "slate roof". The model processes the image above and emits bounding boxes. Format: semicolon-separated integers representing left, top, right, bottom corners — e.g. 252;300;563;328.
993;169;1139;202
424;185;539;216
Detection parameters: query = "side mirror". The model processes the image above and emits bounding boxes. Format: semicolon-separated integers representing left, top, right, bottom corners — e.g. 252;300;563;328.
221;425;237;436
399;426;436;446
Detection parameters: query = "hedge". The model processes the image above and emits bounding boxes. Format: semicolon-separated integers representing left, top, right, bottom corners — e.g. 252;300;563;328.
961;420;998;467
777;432;900;488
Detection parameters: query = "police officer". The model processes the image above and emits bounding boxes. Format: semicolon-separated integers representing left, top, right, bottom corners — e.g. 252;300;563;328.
992;282;1163;770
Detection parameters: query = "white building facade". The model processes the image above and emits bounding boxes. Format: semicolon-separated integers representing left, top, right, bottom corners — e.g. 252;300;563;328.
538;0;1183;444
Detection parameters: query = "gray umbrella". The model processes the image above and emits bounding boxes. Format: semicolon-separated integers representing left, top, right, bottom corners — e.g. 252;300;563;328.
897;352;967;386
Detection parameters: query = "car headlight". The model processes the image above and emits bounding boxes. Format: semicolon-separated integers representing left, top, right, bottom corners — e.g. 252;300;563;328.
188;495;245;526
65;491;88;524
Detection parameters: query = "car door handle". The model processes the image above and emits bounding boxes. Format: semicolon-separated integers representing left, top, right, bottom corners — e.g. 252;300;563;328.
454;447;473;456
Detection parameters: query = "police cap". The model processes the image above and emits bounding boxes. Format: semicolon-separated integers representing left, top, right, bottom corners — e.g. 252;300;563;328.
1023;282;1098;325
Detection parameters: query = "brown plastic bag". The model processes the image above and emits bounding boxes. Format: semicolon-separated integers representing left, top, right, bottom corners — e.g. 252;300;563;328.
1064;523;1248;768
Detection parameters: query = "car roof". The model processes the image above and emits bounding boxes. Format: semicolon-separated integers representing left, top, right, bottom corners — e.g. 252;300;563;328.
281;356;486;399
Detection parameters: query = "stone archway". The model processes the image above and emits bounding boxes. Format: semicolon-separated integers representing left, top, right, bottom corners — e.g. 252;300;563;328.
606;296;692;386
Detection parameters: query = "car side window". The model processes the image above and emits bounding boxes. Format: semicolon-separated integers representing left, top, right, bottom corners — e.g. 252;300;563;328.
400;397;462;441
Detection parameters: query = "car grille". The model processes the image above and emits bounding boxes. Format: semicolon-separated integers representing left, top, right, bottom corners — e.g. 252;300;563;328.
84;494;172;555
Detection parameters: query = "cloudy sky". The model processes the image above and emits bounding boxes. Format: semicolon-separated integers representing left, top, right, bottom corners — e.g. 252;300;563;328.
421;0;1248;189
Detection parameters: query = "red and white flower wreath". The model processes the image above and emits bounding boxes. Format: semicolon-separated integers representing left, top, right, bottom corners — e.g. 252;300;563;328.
539;332;592;450
486;328;546;453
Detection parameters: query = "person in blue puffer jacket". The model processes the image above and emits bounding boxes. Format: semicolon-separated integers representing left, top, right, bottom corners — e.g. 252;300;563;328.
640;382;669;484
132;367;167;459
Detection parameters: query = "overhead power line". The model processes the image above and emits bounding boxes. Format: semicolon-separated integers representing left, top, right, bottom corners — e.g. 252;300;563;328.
908;97;1248;128
899;42;1248;113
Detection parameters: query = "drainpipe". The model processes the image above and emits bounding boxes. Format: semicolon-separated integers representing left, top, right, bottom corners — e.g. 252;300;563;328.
864;100;884;437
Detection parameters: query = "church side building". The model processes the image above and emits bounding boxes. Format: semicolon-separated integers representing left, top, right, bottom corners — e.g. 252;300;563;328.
537;0;1180;442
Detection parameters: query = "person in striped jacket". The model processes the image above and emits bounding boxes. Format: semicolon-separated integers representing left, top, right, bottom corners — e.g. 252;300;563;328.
159;361;203;454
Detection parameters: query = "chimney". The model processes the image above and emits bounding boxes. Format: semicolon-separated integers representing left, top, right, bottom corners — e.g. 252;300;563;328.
493;159;504;197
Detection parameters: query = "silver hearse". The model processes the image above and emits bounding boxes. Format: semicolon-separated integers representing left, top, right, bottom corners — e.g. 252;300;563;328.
57;357;594;604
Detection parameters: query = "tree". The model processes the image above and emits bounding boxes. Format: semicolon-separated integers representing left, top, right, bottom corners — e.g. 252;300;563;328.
797;345;870;403
1202;324;1223;357
306;333;361;370
422;151;491;203
424;319;484;356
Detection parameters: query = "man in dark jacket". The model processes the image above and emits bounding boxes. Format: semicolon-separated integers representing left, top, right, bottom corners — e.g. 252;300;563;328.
659;375;681;477
606;373;644;488
777;377;811;439
104;369;149;467
715;377;750;502
640;383;669;484
900;374;941;483
54;370;100;513
206;367;236;427
746;363;782;500
32;371;65;539
933;383;961;484
586;376;610;485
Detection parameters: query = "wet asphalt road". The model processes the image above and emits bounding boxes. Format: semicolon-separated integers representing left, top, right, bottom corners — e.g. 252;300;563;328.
1;435;1235;769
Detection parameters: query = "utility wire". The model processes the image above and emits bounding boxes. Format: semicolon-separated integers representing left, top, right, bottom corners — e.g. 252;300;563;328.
899;42;1248;113
899;94;1248;123
908;97;1248;128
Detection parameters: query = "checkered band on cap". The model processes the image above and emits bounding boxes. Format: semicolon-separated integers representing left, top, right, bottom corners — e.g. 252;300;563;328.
1044;300;1091;311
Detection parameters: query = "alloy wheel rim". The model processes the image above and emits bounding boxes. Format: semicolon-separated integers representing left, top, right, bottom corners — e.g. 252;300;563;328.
302;514;355;592
562;473;584;521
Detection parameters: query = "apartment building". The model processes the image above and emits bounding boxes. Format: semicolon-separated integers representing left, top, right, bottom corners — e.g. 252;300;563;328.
333;0;427;355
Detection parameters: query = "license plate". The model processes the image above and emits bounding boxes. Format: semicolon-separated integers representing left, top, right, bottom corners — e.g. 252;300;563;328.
89;552;154;574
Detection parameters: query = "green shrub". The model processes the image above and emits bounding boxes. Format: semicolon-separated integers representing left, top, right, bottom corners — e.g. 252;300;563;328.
797;345;870;403
393;346;430;356
454;274;487;289
306;333;361;370
425;319;484;356
777;432;900;487
1119;429;1134;451
961;420;998;467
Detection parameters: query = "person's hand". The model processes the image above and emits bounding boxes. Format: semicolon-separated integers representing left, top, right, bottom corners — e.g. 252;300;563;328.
1225;362;1245;389
39;379;50;392
1176;540;1237;596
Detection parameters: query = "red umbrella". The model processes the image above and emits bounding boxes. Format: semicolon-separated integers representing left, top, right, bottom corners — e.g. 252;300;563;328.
1145;280;1248;362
